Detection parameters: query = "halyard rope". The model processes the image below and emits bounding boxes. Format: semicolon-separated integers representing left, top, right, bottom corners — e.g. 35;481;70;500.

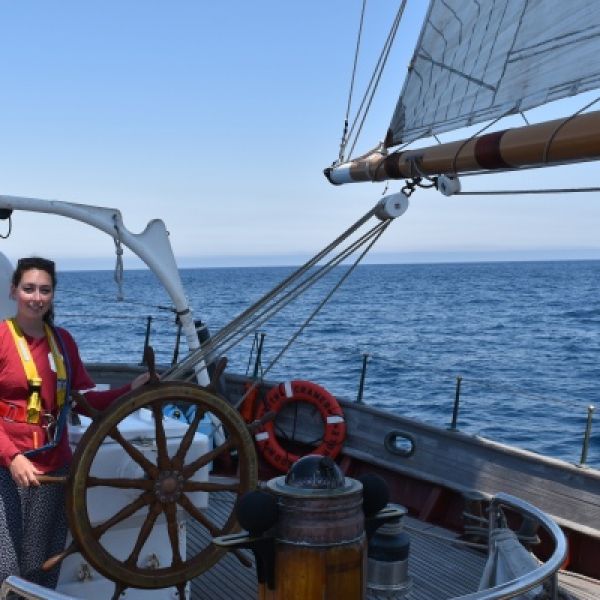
112;213;125;301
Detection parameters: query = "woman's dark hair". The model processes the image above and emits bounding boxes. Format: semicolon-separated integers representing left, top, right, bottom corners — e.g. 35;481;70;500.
12;257;57;323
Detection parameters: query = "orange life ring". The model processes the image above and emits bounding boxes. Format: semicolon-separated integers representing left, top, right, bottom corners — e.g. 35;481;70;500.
254;380;346;473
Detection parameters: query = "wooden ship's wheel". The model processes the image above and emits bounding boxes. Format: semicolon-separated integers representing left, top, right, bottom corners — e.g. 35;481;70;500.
43;358;258;599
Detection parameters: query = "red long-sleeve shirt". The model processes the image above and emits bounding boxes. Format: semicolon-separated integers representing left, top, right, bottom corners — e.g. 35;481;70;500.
0;321;130;473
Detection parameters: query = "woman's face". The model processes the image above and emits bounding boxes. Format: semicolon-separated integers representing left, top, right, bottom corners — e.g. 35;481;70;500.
11;268;54;322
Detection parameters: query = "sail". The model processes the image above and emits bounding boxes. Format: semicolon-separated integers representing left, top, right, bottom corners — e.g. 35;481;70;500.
387;0;600;147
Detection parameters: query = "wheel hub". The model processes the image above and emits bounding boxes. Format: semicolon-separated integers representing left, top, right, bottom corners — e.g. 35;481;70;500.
154;470;184;502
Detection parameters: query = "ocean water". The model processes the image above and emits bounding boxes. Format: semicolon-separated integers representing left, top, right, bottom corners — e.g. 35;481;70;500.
55;261;600;468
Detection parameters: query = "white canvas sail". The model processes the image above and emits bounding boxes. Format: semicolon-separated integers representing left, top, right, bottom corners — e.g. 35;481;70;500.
387;0;600;146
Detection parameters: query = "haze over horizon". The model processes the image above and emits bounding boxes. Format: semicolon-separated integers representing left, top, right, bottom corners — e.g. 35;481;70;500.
48;248;600;272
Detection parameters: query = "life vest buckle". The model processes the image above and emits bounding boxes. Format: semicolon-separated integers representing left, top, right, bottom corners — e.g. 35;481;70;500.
28;377;42;393
41;412;57;443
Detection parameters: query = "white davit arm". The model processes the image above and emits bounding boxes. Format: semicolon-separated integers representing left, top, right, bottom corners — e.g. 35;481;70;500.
0;194;210;386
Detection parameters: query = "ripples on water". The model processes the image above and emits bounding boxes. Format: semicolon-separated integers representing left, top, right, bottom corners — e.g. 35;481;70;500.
56;261;600;467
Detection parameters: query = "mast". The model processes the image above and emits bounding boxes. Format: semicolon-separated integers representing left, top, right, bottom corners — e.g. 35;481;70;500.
325;110;600;186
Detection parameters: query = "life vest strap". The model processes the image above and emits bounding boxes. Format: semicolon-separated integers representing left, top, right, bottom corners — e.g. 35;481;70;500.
5;319;67;424
0;402;28;422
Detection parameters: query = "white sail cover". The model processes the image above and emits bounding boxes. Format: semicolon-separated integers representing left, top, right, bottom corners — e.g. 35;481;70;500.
388;0;600;146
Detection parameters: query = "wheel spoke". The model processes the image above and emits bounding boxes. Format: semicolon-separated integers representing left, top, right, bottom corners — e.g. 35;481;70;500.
178;493;221;536
109;427;159;478
42;540;78;571
151;401;170;470
94;492;154;538
179;494;252;567
37;474;67;485
172;407;206;470
177;583;187;599
125;501;162;567
182;438;234;478
111;583;126;600
87;477;154;491
182;479;240;493
165;503;182;566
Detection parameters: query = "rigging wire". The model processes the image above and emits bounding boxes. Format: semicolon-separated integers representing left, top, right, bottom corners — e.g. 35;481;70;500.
456;187;600;195
163;206;379;380
182;220;392;410
339;0;367;163
169;220;389;384
450;108;516;175
344;1;408;161
543;94;600;164
164;208;391;382
210;221;390;382
260;221;390;381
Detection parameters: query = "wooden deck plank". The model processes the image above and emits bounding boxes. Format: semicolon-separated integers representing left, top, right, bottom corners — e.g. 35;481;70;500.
557;572;600;600
187;494;600;599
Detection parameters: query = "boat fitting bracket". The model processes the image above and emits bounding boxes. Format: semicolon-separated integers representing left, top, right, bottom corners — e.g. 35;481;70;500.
374;192;409;221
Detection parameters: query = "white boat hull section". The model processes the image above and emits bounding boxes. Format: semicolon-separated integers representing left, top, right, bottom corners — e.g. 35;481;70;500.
57;410;210;599
0;253;15;320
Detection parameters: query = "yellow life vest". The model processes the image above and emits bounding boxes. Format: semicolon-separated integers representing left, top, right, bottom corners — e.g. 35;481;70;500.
5;319;67;424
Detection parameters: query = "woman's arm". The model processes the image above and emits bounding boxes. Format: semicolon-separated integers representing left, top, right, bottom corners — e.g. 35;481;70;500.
60;327;151;413
75;372;151;414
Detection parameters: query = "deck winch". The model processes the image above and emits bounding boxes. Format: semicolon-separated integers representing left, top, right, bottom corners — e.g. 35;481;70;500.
215;455;409;599
366;504;411;596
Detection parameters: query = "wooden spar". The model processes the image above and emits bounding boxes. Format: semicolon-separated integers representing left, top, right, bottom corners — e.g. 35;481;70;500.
324;109;600;185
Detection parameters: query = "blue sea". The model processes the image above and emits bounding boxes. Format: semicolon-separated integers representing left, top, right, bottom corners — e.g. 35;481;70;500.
55;261;600;468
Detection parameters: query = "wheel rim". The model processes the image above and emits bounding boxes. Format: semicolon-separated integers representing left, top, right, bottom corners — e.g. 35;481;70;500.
66;381;258;590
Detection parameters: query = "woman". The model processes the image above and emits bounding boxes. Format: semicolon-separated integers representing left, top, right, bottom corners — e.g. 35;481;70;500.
0;256;149;588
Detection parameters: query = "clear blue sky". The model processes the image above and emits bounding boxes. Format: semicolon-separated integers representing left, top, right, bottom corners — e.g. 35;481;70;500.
0;1;599;269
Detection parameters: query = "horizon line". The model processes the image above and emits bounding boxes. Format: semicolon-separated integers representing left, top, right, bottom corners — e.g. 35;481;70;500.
49;248;600;271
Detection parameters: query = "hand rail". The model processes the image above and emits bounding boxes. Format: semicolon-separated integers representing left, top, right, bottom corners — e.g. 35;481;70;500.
0;576;80;600
455;492;567;599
